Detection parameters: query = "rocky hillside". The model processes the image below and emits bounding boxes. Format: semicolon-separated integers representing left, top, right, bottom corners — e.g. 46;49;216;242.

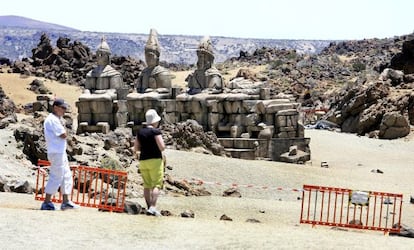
0;15;78;31
0;16;331;64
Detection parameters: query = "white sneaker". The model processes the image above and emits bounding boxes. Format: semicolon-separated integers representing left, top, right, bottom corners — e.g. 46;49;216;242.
146;206;162;217
61;201;80;210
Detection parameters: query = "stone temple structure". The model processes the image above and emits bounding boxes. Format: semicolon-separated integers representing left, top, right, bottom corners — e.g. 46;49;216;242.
77;32;310;163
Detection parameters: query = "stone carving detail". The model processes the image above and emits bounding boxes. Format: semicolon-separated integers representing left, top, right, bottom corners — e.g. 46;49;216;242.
186;36;223;95
76;37;128;133
84;36;124;97
135;29;171;93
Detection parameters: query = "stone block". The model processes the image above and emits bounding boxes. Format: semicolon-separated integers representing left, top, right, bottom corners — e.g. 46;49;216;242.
191;100;204;113
239;150;256;160
76;101;91;113
279;150;310;164
76;122;88;134
264;113;275;125
176;101;186;113
260;88;270;100
164;112;178;123
76;122;110;134
231;101;244;113
96;122;110;134
90;100;113;113
207;100;219;113
193;112;208;125
245;113;259;126
185;101;194;113
288;131;297;138
78;113;92;124
230;125;243;138
266;103;296;114
127;99;143;112
255;99;292;114
114;100;128;112
286;115;299;127
233;139;258;149
218;124;231;132
142;100;157;110
277;109;298;116
276;115;286;127
243;100;258;113
277;132;288;138
115;112;128;127
279;126;295;132
117;87;129;100
92;113;114;127
208;113;220;129
219;138;234;148
223;101;232;114
297;124;305;137
160;100;176;113
230;114;245;126
180;112;190;121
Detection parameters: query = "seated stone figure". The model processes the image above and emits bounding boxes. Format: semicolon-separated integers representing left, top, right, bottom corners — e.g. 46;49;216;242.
84;36;124;99
186;36;223;95
136;29;171;93
77;37;127;133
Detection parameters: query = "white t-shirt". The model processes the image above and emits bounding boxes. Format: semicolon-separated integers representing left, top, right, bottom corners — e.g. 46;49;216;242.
44;113;66;154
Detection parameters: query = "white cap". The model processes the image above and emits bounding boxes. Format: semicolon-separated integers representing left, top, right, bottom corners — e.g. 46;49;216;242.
145;109;161;124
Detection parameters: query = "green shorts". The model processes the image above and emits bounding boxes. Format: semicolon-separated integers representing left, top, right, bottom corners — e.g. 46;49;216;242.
139;158;164;189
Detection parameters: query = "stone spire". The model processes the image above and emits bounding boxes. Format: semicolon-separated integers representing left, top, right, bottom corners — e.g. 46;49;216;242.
145;29;160;56
197;36;214;59
97;36;111;54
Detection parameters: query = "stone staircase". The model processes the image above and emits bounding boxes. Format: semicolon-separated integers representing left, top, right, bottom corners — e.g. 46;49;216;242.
218;137;270;160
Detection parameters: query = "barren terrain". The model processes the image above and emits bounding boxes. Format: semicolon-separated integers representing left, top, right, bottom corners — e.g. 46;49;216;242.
1;72;414;249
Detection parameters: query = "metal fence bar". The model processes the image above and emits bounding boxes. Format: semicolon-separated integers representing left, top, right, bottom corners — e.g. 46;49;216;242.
300;184;402;234
35;160;127;212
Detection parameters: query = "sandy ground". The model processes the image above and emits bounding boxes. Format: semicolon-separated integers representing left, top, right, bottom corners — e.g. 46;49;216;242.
1;129;414;249
1;72;414;249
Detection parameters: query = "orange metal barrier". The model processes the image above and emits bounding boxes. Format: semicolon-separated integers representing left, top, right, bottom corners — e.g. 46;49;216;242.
300;185;402;234
35;160;128;212
301;107;329;125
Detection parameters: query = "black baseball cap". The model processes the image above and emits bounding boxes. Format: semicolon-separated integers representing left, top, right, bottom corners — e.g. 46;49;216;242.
52;98;68;109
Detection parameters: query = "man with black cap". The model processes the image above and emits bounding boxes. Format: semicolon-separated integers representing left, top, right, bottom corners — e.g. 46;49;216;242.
41;98;79;210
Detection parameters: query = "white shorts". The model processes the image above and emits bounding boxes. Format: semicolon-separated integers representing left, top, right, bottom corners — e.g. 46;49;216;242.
44;153;73;195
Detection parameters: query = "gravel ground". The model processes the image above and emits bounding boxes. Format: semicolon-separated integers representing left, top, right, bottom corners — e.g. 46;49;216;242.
1;127;414;249
1;73;414;249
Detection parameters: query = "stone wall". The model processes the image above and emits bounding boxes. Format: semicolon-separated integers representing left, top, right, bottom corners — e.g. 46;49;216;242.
120;88;310;163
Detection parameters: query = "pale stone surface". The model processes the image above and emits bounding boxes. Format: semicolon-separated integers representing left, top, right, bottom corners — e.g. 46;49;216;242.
76;37;126;132
135;29;172;93
186;36;223;95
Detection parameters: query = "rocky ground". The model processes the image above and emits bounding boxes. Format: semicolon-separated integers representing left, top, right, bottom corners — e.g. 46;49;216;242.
1;123;414;249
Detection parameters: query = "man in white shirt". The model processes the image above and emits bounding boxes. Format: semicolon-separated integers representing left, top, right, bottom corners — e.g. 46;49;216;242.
41;98;79;210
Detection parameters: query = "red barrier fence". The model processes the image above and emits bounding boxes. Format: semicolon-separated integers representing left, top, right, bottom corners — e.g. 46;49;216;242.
300;107;329;125
35;159;128;212
300;185;402;234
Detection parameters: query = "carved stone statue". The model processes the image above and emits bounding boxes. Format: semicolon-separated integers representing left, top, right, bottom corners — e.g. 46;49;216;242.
76;37;127;133
186;36;223;95
85;36;124;98
136;29;171;93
